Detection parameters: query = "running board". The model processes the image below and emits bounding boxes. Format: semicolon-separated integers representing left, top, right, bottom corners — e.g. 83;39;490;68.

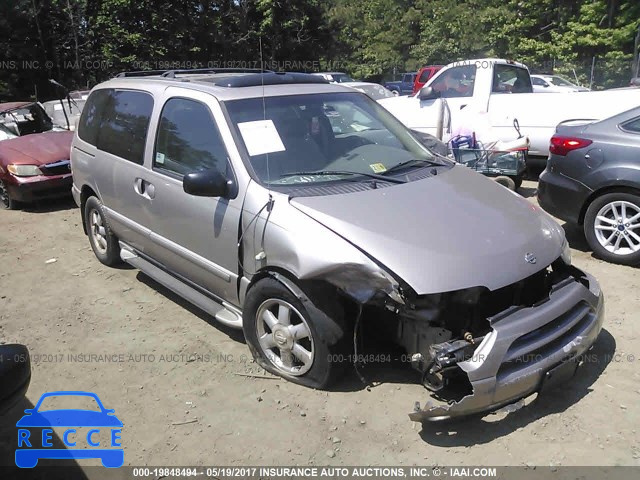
119;244;243;329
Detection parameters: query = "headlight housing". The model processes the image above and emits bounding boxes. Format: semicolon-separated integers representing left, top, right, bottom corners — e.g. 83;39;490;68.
561;238;572;266
7;164;43;177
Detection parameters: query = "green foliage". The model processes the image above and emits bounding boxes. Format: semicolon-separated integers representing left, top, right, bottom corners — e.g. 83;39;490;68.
326;0;421;80
0;0;638;99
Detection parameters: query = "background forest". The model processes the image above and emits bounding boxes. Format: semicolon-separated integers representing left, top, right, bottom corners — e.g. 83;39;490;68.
1;0;639;100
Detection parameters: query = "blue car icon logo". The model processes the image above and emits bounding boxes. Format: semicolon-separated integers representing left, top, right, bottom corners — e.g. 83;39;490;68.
15;391;123;468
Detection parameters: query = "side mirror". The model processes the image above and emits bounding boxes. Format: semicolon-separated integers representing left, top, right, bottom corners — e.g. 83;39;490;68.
418;86;438;100
183;169;229;198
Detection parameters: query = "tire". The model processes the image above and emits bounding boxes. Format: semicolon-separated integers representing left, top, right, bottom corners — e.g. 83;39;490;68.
0;179;18;210
84;196;121;266
494;176;516;190
243;277;350;389
584;192;640;265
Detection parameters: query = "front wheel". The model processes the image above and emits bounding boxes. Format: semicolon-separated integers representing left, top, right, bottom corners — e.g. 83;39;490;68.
584;192;640;265
0;179;17;210
243;277;350;389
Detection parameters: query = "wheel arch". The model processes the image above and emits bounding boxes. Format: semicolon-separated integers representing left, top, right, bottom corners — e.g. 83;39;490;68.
79;185;99;235
245;267;359;324
579;184;640;225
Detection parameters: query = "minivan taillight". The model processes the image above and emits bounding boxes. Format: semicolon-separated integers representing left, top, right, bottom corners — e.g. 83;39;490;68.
549;136;592;156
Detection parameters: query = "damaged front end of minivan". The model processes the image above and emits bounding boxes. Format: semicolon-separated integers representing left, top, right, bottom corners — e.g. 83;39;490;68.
247;176;604;421
311;252;604;422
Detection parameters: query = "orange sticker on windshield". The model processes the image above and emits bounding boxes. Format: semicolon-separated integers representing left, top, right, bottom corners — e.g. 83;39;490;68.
369;163;386;173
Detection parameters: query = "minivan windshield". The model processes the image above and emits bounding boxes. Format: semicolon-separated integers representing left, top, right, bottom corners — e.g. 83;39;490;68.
225;92;441;185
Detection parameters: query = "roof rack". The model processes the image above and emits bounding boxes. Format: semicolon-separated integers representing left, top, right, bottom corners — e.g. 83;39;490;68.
115;70;169;78
161;68;273;78
112;68;330;88
114;67;274;80
207;72;329;88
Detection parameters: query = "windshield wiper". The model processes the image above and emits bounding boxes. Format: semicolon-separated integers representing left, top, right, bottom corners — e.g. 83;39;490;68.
382;158;444;176
280;170;406;184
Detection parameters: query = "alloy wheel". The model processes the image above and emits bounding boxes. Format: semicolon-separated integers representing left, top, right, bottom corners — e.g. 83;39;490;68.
90;209;108;255
594;200;640;256
255;299;315;376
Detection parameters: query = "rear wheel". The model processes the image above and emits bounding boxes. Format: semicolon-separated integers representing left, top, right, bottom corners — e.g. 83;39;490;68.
494;176;516;191
584;192;640;265
243;277;350;389
0;179;17;210
84;196;121;266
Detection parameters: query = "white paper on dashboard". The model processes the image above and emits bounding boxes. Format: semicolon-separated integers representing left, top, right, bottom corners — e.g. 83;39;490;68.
237;120;286;156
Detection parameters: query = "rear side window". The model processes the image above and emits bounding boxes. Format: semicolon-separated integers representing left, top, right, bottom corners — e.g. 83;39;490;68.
97;90;154;165
77;90;110;145
153;98;228;176
492;65;533;94
621;117;640;133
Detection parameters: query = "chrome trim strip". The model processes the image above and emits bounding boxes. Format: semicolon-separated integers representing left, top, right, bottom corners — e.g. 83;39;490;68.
104;206;152;237
105;206;235;283
73;145;95;157
148;231;234;283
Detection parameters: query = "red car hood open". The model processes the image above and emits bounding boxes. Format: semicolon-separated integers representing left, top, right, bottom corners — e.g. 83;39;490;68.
0;131;73;166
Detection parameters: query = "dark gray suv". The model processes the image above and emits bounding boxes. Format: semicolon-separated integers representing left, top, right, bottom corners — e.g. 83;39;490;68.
538;106;640;265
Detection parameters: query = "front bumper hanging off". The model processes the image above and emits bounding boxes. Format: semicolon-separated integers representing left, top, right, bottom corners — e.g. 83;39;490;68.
410;270;604;422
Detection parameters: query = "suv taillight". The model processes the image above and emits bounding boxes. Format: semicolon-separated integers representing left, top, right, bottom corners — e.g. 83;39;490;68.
549;136;592;156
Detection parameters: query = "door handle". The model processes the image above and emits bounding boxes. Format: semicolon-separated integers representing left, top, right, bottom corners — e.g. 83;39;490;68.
134;178;155;199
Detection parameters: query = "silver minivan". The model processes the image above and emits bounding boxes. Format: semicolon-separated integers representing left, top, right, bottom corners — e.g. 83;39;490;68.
71;70;604;421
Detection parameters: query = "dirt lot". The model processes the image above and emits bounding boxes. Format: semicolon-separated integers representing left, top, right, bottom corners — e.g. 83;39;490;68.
1;179;639;469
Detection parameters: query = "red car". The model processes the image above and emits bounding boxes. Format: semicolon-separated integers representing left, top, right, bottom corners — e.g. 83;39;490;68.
0;102;73;209
412;65;443;94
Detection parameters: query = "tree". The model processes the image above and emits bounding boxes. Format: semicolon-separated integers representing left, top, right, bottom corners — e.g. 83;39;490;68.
1;0;639;100
326;0;421;80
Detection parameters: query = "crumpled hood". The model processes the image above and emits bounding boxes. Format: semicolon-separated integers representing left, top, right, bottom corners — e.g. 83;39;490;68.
290;166;565;295
0;131;73;166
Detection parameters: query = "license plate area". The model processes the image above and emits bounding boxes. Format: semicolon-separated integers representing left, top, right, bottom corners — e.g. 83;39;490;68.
540;357;579;393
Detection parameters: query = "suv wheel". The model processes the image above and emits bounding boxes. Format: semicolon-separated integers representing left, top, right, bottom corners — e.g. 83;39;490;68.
0;180;17;210
584;192;640;265
243;277;350;389
84;196;121;266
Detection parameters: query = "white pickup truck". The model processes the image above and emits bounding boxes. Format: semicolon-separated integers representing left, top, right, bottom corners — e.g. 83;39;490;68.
379;58;640;166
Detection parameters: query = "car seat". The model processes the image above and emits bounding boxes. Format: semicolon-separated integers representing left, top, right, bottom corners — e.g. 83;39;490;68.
253;114;328;180
512;78;531;94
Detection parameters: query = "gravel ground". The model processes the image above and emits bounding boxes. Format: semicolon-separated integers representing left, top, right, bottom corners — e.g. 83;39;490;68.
0;180;639;471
